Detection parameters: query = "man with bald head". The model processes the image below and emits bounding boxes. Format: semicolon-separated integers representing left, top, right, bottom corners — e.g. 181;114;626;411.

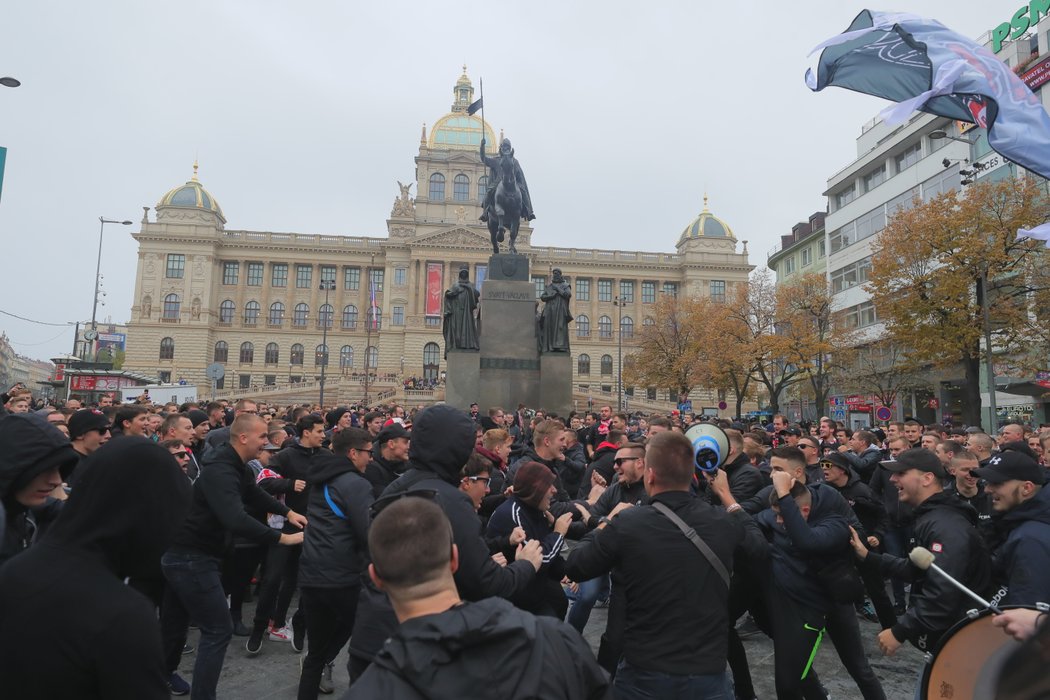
999;423;1025;446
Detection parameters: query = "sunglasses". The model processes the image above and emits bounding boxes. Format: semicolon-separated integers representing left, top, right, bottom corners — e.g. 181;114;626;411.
370;488;440;519
464;476;490;484
613;456;642;467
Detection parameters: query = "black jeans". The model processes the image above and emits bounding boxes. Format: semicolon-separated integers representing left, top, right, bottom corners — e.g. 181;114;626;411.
765;587;827;700
297;585;360;700
824;603;886;700
253;542;301;628
223;543;264;623
597;580;627;677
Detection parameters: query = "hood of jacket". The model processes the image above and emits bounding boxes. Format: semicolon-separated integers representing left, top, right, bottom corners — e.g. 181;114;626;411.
407;405;476;485
311;450;361;484
593;441;619;456
42;437;191;579
1001;482;1050;530
371;597;547;699
0;413;79;506
915;490;979;525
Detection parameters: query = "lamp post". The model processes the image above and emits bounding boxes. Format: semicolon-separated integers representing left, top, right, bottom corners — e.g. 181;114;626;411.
613;295;627;412
929;129;976;145
89;218;132;361
364;254;376;408
318;279;336;407
980;268;999;430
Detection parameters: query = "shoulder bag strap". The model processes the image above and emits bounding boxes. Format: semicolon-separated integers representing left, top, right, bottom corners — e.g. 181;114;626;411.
650;501;730;589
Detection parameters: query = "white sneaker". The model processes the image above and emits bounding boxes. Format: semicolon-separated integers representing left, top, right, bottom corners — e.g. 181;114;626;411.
268;625;293;642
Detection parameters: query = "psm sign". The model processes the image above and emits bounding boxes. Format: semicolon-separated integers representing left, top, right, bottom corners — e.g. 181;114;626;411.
992;1;1050;53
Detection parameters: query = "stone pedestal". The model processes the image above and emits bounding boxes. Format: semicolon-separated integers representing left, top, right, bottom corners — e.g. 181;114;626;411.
444;351;480;410
478;273;540;412
539;353;572;417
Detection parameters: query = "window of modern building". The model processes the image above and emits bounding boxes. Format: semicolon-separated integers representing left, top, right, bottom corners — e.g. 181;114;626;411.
265;342;279;364
320;265;337;284
710;280;726;302
340;345;354;370
239;374;251;389
598;315;612;339
244;301;260;325
367;307;382;329
598;279;613;302
576;314;590;337
315;344;329;367
834;184;856;209
165;254;185;279
863;165;886;192
162;294;180;319
887;186;920;215
576;278;591;301
319;303;334;328
239;342;254;364
247;262;264;286
365;346;379;370
641;281;656;304
293;303;309;327
213;341;228;363
618;280;634;302
342;304;358;329
392;306;405;326
422;342;439;380
662;282;678;297
272;263;288;288
394;267;407;286
600;354;613;375
296;265;312;289
477;176;488;201
831;256;873;294
895;142;922;173
290;343;304;365
453;174;470;201
268;302;284;326
159;337;174;360
369;268;384;292
219;300;235;324
578;354;591;375
429;173;445;200
921;167;962;202
222;262;239;285
841;300;879;329
344;267;361;291
620;316;634;339
532;275;546;299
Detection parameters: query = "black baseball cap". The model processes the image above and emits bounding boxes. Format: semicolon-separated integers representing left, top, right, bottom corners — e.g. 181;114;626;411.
68;408;112;439
780;427;802;437
880;448;946;479
375;423;410;445
974;451;1046;485
819;451;852;472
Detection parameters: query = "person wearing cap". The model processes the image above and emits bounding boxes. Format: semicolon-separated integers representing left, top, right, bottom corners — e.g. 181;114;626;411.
67;408;112;485
363;422;410;498
976;446;1050;606
778;425;802;448
324;406;353;441
848;448;992;660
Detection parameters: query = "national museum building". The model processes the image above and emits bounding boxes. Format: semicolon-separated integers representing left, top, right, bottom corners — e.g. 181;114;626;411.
123;70;753;405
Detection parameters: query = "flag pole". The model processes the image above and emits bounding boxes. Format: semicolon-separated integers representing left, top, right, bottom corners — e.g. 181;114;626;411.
480;77;487;148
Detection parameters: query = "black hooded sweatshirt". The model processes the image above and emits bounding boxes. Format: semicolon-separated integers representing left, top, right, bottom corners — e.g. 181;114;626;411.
346;597;610;700
0;437;191;699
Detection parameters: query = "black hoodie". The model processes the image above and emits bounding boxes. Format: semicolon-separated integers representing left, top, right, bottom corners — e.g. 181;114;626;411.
0;437;191;699
346;597;610;700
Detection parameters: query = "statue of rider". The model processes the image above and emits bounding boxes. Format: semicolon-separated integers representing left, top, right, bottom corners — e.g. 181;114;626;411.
479;137;536;223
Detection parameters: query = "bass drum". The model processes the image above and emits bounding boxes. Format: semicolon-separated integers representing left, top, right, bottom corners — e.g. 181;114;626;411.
919;605;1038;700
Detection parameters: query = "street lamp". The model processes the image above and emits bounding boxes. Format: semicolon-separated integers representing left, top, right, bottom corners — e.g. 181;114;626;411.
91;217;132;332
318;278;336;407
929;129;976;145
613;295;628;412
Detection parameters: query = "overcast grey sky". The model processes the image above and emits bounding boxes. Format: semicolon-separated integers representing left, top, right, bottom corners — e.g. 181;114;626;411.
0;2;1005;361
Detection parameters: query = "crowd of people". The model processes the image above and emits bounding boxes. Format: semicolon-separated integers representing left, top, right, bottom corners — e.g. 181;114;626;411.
1;382;1049;699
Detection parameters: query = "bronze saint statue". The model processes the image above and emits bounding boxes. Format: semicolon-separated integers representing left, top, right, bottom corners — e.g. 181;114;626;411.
538;268;572;353
443;268;480;357
480;137;534;255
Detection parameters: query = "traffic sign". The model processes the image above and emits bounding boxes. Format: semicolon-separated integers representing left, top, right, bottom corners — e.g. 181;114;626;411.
206;363;225;380
832;408;847;421
875;406;892;421
717;401;727;410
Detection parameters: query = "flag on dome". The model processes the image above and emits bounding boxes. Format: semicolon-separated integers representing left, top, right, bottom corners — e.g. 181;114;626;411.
805;9;1050;244
467;97;483;116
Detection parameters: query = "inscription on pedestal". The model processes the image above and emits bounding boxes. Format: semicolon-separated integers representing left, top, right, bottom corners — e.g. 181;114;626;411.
480;357;540;371
482;289;533;301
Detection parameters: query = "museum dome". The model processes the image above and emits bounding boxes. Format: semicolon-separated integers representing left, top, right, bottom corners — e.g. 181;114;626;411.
427;67;497;151
157;162;224;219
678;195;735;242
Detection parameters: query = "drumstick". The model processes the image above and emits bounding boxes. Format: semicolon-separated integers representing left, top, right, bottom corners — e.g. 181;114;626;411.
909;547;1002;614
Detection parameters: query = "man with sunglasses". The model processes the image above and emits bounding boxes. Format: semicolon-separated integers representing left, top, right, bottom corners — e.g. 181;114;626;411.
67;408;112;488
796;437;824;484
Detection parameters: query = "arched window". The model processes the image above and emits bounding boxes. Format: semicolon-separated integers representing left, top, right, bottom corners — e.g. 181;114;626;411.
601;354;614;375
367;307;382;330
429;173;445;200
477;175;489;201
620;316;634;339
342;304;358;330
244;301;260;325
219;299;235;323
315;344;329;367
214;341;228;363
265;342;279;364
159;337;175;360
162;294;181;319
598;315;613;339
318;303;333;329
269;302;285;326
293;303;309;327
423;342;440;381
290;343;304;365
578;353;591;375
643;316;655;327
340;345;354;370
576;314;590;338
453;174;470;201
365;346;379;371
240;342;254;364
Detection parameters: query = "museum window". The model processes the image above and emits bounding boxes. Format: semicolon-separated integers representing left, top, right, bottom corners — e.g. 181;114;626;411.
268;302;284;326
247;262;264;286
576;278;590;301
422;342;440;380
392;306;405;326
340;345;354;370
214;341;228;363
429;173;445;200
243;301;260;325
598;315;612;339
643;316;654;326
165;254;185;279
453;174;470;202
662;282;678;297
710;280;726;303
159;337;174;360
219;300;235;324
598;279;613;302
264;375;276;386
222;262;239;285
315;344;329;367
576;314;590;337
293;303;309;327
290;343;304;365
620;316;634;339
394;267;407;286
578;354;591;375
296;264;312;289
600;354;614;375
641;281;656;304
342;305;358;330
272;263;288;288
320;265;336;285
367;307;382;330
159;371;171;384
477;176;489;201
369;268;384;292
162;294;181;319
532;276;546;299
647;387;657;400
239;342;254;364
239;374;251;389
318;304;334;329
619;280;634;303
344;266;360;291
215;376;225;390
265;342;279;364
365;346;379;370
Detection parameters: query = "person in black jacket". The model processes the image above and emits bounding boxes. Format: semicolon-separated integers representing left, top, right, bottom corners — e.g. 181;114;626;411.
364;422;409;498
835;430;883;482
867;436;914;615
161;414;306;700
297;427;374;700
566;431;763;697
347;497;610;700
577;429;626;496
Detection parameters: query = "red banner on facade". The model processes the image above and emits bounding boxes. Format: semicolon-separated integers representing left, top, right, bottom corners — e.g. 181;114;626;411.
1021;56;1050;92
425;263;443;316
